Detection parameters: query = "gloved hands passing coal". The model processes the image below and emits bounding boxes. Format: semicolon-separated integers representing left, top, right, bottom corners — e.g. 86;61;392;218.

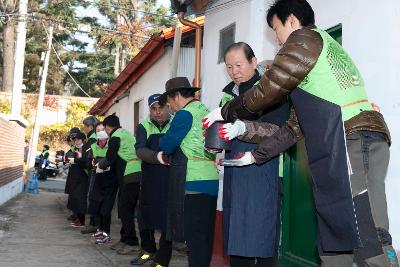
218;120;246;141
202;107;223;128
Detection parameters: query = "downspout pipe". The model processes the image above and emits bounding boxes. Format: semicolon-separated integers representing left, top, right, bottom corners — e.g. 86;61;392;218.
177;9;202;88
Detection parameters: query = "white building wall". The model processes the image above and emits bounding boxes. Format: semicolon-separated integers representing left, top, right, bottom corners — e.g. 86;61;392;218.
202;0;400;250
105;47;196;134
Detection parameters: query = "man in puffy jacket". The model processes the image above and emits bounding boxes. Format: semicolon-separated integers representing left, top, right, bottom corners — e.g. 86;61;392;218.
204;0;396;266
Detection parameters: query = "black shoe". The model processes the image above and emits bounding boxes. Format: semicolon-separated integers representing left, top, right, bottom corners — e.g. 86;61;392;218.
117;244;140;255
130;251;154;265
67;214;77;221
81;225;97;234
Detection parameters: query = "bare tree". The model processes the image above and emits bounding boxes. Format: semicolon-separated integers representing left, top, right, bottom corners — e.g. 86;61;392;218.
1;0;16;92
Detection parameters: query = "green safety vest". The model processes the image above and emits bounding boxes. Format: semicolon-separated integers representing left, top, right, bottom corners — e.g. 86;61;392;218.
41;150;49;158
111;128;141;176
91;142;108;158
220;92;235;107
180;101;219;182
141;116;171;138
299;28;372;121
89;132;97;140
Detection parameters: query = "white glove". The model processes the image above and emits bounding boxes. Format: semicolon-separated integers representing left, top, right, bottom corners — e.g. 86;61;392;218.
41;164;45;169
205;147;222;154
157;151;169;165
96;164;104;173
69;158;75;164
218;152;255;167
218;120;246;141
202;107;223;128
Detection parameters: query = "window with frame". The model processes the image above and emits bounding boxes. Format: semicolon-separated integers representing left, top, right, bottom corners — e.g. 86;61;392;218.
218;23;236;63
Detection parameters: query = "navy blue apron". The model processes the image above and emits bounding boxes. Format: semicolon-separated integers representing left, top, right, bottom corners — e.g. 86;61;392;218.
290;87;359;252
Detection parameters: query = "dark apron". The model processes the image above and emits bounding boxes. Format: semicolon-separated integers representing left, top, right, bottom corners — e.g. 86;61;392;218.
66;164;89;214
290;87;359;252
88;163;118;216
165;148;187;242
138;134;169;231
223;101;288;258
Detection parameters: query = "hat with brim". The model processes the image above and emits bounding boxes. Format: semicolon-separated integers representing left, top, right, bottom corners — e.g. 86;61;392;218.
159;77;200;104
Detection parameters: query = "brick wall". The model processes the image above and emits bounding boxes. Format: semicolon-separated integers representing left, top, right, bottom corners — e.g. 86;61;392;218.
0;117;25;187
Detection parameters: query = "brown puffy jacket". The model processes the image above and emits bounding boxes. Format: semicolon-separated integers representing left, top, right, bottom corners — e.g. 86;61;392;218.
221;26;391;163
241;108;391;164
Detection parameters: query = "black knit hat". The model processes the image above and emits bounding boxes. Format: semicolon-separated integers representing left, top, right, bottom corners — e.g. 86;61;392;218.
103;114;121;128
75;132;86;140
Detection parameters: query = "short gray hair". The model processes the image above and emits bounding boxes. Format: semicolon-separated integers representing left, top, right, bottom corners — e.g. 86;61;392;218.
82;116;99;127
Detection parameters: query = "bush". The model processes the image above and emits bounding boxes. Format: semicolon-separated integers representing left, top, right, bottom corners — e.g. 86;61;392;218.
0;98;11;114
38;101;94;151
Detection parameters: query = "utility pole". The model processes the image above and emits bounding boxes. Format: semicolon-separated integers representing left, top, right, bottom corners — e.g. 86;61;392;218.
27;24;54;169
11;0;28;116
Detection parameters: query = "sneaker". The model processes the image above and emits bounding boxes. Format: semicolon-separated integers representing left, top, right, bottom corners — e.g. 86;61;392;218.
70;218;80;225
71;220;85;228
95;233;111;244
92;230;103;238
117;244;140;255
81;225;97;234
130;251;154;265
110;241;125;251
150;263;165;267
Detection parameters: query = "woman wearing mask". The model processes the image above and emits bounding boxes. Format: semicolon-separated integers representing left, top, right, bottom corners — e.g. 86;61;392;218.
88;123;118;244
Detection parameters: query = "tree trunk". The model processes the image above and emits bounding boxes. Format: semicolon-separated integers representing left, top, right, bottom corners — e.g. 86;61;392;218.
121;46;127;71
2;19;15;92
114;43;120;77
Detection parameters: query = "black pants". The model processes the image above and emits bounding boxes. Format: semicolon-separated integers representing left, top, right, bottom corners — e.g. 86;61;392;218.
140;229;172;266
99;214;111;234
90;215;100;227
77;213;85;224
118;182;139;245
184;193;217;267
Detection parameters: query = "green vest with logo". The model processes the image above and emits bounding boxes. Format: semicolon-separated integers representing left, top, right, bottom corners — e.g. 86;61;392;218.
111;128;141;176
299;28;373;121
141;116;171;138
180;101;218;182
91;142;108;159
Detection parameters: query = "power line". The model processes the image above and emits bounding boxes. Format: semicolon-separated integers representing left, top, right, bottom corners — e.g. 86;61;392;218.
41;20;93;98
29;13;152;40
88;1;176;19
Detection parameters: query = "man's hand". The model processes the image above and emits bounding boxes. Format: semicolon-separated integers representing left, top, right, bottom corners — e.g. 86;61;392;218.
218;152;255;167
202;107;223;128
218;120;246;141
157;151;169;165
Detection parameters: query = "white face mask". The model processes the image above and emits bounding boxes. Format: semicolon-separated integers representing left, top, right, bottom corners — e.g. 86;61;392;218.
96;130;108;140
76;142;83;148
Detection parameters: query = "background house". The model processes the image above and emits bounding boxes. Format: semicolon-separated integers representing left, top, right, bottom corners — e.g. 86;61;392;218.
89;17;204;133
92;0;400;264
